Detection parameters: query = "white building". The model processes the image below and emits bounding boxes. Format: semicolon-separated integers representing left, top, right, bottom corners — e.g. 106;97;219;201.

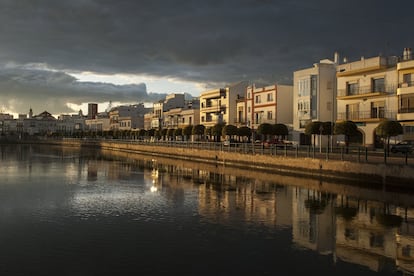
244;83;293;131
293;56;337;145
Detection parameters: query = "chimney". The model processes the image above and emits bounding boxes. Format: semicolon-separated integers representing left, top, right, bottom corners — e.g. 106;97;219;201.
334;52;340;64
403;48;412;60
407;48;412;60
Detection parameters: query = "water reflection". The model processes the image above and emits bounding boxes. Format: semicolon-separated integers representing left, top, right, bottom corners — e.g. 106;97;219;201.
103;146;414;275
0;144;413;275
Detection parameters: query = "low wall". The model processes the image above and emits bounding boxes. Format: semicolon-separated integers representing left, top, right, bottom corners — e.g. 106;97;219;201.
25;139;413;188
74;140;414;187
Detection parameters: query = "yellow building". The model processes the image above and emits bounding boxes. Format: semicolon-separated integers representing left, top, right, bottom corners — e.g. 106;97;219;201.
336;55;399;147
199;81;248;128
397;47;414;141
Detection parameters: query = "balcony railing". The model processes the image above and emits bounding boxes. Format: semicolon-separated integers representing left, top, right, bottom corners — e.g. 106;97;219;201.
399;81;414;88
398;107;414;114
337;110;397;121
338;85;396;97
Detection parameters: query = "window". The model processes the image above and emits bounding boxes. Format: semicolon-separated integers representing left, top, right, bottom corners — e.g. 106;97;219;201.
371;101;385;118
267;93;273;101
255;95;261;104
372;78;385;92
347;82;359;96
346;103;359;120
403;73;412;87
399;94;414;113
267;111;273;120
298;78;310;96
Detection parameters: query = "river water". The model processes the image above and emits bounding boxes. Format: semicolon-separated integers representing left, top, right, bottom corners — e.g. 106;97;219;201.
0;144;413;276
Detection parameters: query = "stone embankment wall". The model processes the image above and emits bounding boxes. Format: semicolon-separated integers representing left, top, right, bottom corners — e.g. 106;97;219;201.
56;139;414;188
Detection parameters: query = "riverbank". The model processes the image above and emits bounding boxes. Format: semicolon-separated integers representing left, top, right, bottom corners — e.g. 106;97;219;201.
19;138;412;190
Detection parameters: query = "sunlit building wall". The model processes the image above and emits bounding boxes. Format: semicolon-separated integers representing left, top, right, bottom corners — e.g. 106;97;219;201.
293;57;337;145
397;47;414;141
199;81;248;128
336;55;399;147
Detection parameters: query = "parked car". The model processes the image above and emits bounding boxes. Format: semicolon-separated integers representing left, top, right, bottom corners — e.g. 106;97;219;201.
390;140;414;154
223;138;237;147
263;139;293;148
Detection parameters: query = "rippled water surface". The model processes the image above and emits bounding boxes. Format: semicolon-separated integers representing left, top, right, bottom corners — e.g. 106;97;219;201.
0;144;411;275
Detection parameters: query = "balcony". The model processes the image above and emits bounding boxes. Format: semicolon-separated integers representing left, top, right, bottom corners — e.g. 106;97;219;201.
337;110;397;121
397;81;414;95
399;81;414;88
201;88;227;100
336;56;392;77
337;85;396;99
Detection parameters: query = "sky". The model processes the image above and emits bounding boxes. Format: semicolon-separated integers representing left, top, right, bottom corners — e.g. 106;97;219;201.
0;0;413;116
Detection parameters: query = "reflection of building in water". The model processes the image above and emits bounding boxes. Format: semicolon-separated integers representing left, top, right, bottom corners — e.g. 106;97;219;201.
87;160;98;181
396;207;414;275
292;188;335;255
335;195;399;273
197;176;292;229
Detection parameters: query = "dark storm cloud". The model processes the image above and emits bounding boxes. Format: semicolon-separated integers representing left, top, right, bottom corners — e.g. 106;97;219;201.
0;65;166;114
0;0;413;113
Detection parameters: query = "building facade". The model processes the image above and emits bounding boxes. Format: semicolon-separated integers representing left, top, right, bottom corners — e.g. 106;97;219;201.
397;47;414;141
199;81;248;128
244;83;293;131
293;57;337;145
336;55;399;147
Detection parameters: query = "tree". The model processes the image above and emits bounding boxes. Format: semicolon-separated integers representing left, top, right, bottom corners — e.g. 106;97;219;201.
334;121;358;153
174;128;183;140
167;128;175;140
273;123;289;140
375;120;403;155
160;128;168;140
222;124;238;140
204;127;212;141
212;123;225;142
304;121;322;146
147;128;156;138
192;124;205;141
256;123;273;141
138;129;147;139
321;121;333;136
237;126;252;142
183;125;193;141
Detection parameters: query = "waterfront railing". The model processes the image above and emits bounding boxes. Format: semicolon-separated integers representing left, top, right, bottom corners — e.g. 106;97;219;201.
63;138;414;167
